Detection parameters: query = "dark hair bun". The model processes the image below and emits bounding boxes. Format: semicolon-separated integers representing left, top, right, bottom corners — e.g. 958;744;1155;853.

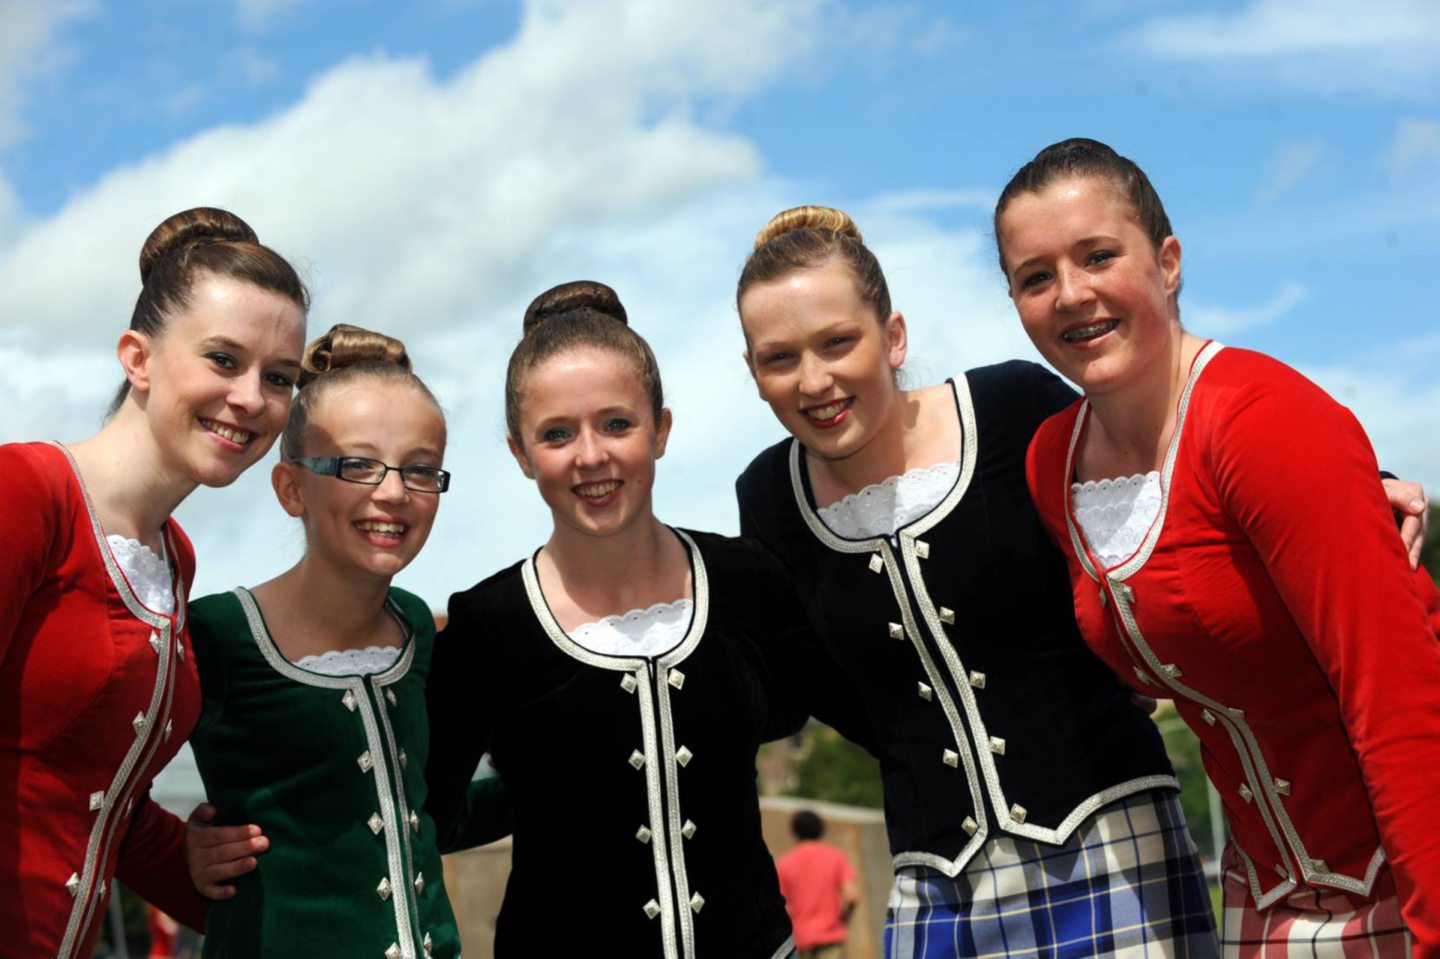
523;280;628;334
298;323;412;389
139;207;259;284
754;205;862;251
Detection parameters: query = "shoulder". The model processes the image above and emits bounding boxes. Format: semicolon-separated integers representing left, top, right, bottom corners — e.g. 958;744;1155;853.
387;586;438;637
187;591;247;648
962;360;1079;435
736;436;794;498
446;558;528;619
1193;346;1352;434
1;442;71;504
682;526;773;568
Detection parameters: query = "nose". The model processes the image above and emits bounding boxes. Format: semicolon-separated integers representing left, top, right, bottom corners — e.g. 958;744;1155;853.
1053;263;1094;313
797;352;833;397
372;467;410;504
227;371;266;417
575;429;608;470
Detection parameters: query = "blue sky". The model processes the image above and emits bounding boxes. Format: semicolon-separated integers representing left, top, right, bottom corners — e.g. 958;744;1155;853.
2;0;1438;607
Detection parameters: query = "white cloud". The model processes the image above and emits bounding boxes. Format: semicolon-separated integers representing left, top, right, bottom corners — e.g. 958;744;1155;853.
1257;140;1326;202
1130;0;1440;94
0;0;95;149
233;0;308;33
1186;281;1308;335
1384;118;1440;180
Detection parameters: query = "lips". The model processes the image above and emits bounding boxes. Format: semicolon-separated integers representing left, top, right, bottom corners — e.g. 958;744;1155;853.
200;417;255;446
802;398;853;428
1061;319;1120;343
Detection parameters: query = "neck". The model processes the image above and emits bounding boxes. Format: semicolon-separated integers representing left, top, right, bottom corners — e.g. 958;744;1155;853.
1083;329;1206;477
265;554;395;638
541;513;681;614
66;404;198;545
815;386;920;493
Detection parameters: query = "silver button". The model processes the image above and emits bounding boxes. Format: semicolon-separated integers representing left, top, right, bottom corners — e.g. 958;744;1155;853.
681;819;697;839
1201;709;1216;726
942;749;959;768
868;554;884;574
969;671;986;689
676;746;693;767
399;749;408;769
415;872;426;894
1238;784;1253;803
689;892;705;913
368;813;384;835
410;810;421;833
358;751;373;773
917;682;933;701
938;607;955;625
163;720;172;742
636;825;652;844
1311;859;1330;874
1134;667;1152;686
668;670;685;690
962;816;978;836
423;932;433;956
377;877;392;901
176;640;186;660
621;674;638;694
989;737;1006;756
1160;663;1182;679
887;622;904;640
149;633;162;654
1275;778;1291;796
89;792;104;812
386;689;397;707
1009;804;1027;824
342;690;357;711
132;712;147;735
628;750;646;770
386;945;401;959
66;873;80;897
643;899;662;919
915;541;931;559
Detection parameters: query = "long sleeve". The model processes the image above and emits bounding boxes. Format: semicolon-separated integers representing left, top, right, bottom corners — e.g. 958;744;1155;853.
0;447;58;664
424;591;502;854
112;795;211;931
1207;371;1440;951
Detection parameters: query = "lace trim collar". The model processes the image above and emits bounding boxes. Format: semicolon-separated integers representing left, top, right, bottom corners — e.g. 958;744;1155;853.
106;535;174;615
817;461;961;540
294;645;404;677
569;599;694;659
1071;471;1162;570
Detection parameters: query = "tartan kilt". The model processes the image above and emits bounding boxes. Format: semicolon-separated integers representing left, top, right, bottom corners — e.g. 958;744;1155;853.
884;789;1218;958
1218;843;1411;958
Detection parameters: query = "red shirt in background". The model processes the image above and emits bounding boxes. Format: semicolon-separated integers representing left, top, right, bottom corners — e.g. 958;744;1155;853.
776;840;856;949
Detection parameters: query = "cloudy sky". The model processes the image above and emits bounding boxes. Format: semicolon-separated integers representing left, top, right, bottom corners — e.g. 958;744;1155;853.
3;0;1438;607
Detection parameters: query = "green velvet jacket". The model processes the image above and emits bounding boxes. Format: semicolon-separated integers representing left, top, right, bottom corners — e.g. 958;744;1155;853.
189;586;509;959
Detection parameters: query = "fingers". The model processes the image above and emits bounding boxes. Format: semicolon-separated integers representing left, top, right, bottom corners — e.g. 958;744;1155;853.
187;811;269;901
1402;513;1425;570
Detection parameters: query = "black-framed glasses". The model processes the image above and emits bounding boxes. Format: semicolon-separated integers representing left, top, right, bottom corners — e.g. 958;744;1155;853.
290;456;451;493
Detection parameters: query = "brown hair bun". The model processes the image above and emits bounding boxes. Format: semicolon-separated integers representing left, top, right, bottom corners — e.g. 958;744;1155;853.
139;207;259;284
298;323;412;389
522;280;628;334
753;205;862;251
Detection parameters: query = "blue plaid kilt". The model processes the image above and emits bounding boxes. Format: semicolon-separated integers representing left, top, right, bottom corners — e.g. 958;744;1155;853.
885;789;1218;958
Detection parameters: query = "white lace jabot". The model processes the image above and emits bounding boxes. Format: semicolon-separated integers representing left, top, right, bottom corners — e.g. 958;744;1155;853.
569;599;693;659
1071;472;1162;569
296;645;403;676
107;535;173;614
817;461;960;540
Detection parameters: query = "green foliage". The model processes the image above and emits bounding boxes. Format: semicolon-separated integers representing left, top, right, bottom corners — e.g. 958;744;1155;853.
1154;709;1221;860
787;724;885;808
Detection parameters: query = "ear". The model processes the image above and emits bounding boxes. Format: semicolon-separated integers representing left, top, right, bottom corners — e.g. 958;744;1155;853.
654;408;673;460
272;462;306;518
1159;236;1182;298
507;434;535;480
884;311;908;372
117;330;154;395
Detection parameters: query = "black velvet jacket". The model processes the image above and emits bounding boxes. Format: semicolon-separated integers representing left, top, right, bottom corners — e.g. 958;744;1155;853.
425;530;868;959
736;360;1176;876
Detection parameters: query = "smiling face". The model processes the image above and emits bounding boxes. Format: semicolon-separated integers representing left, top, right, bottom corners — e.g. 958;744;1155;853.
998;175;1182;397
509;346;670;542
739;261;906;462
278;381;447;581
129;272;306;488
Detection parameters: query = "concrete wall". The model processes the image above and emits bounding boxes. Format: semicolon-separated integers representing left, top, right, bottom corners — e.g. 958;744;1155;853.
442;798;891;959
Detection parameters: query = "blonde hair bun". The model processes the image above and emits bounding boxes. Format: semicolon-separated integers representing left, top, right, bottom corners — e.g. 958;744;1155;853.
753;205;862;251
139;207;259;284
522;280;628;334
298;323;412;389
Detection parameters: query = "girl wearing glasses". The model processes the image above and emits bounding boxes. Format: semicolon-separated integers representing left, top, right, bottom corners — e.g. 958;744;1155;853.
0;208;306;959
183;324;507;958
425;281;868;959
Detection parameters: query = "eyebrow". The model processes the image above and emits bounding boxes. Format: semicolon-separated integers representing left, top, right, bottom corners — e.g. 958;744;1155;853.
1009;234;1124;278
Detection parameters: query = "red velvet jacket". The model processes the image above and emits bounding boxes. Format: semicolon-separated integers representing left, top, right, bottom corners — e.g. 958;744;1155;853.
0;442;208;959
1027;345;1440;957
